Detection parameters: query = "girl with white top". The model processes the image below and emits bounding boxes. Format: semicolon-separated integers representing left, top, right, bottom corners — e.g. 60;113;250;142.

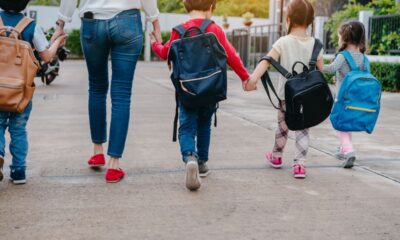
246;0;324;179
54;0;160;183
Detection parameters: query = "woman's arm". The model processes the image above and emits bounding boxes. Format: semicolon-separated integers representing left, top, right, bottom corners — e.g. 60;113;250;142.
141;0;161;42
51;0;77;43
58;0;78;23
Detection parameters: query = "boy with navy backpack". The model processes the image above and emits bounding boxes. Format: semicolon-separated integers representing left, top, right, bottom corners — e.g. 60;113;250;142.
151;0;249;191
0;0;66;184
324;21;381;168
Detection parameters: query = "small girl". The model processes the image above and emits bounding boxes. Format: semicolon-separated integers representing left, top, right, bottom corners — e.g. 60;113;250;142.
246;0;324;179
322;21;368;168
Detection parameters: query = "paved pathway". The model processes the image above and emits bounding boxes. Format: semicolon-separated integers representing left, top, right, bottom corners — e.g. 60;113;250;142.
0;61;399;240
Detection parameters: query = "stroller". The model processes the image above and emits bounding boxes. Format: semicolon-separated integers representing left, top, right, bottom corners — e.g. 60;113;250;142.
36;28;70;85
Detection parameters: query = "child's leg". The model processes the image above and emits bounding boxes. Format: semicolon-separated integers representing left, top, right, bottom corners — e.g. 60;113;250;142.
0;112;8;181
294;129;310;165
0;112;8;158
272;109;289;159
196;104;216;163
178;104;198;162
338;131;354;154
8;102;32;171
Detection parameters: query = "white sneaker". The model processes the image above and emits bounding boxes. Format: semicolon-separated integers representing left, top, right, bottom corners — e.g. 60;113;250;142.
185;156;201;191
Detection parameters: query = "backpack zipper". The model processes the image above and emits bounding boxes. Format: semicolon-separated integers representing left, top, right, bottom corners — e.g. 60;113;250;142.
180;70;222;83
346;106;376;113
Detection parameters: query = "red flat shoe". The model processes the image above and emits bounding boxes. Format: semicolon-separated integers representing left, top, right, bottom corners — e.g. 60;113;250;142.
105;168;125;183
88;154;106;167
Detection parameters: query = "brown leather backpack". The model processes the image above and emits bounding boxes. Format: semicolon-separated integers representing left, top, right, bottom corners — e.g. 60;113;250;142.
0;16;39;113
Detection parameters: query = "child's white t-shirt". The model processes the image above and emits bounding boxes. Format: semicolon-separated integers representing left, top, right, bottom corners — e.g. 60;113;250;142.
32;25;49;53
272;34;323;100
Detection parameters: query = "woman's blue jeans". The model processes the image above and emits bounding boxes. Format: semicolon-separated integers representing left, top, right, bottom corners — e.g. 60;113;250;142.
81;10;143;158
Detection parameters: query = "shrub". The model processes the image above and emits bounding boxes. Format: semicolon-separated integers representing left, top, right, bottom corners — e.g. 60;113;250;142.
370;62;400;92
65;29;83;57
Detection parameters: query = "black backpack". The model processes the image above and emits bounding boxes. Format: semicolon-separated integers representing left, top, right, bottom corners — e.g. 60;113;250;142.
260;39;333;131
168;19;228;141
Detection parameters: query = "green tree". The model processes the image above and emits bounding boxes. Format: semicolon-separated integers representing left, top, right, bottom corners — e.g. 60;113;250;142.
30;0;60;5
325;0;400;50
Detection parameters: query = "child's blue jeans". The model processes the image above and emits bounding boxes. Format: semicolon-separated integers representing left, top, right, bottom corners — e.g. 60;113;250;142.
0;101;32;171
178;103;216;163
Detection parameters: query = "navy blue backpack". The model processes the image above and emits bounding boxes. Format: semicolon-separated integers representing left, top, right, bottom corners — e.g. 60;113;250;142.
330;50;381;134
168;19;228;141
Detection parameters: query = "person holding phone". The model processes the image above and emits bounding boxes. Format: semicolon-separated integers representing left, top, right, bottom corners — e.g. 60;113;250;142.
53;0;161;183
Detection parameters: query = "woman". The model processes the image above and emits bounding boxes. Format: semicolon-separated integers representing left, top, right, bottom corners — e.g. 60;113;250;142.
53;0;161;183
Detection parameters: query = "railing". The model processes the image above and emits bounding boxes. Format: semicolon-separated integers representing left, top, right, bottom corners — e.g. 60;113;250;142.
226;24;284;69
369;14;400;55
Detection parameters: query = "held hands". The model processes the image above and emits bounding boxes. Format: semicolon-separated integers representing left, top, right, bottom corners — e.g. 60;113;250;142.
149;32;159;45
243;77;258;92
51;20;66;45
53;33;68;47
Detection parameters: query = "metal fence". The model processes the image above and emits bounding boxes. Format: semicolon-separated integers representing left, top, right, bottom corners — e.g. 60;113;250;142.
369;14;400;55
226;24;284;69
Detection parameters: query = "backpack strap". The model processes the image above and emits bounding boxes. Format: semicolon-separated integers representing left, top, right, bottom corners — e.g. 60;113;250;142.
199;19;213;33
309;38;323;70
363;55;370;73
259;56;284;111
172;93;179;142
260;55;292;79
340;50;360;71
173;24;186;36
14;17;34;34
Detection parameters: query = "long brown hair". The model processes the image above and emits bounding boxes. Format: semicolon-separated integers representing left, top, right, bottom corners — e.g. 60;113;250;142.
338;21;367;53
286;0;315;34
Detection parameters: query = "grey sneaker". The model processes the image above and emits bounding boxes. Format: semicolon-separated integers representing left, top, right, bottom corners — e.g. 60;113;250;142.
0;156;4;182
185;155;201;191
342;152;356;169
334;147;346;160
199;162;210;178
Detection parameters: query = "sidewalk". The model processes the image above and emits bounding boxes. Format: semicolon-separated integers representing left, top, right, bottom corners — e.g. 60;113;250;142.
0;61;399;240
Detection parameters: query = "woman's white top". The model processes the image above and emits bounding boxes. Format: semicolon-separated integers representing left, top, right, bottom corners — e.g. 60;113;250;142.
58;0;159;22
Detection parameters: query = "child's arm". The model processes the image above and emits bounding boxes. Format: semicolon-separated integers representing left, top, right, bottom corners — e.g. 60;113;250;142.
39;35;67;63
150;31;179;60
214;27;249;83
322;54;346;74
245;48;280;91
32;25;67;63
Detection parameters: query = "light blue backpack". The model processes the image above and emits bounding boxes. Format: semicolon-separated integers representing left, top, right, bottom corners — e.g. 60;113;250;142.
330;50;381;134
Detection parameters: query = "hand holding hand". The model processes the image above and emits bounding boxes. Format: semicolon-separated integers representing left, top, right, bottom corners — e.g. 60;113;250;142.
149;32;158;45
151;19;162;43
245;79;258;91
242;80;249;91
51;21;66;44
54;34;68;47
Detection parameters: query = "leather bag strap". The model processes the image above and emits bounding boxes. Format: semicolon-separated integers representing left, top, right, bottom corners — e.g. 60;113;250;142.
14;17;34;35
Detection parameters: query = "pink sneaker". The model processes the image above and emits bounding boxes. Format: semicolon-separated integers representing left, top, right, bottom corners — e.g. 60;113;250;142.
266;151;283;169
293;164;306;179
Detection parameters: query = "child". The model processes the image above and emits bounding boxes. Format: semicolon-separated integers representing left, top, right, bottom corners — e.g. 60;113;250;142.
322;21;368;168
246;0;324;179
0;0;67;184
151;0;249;190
